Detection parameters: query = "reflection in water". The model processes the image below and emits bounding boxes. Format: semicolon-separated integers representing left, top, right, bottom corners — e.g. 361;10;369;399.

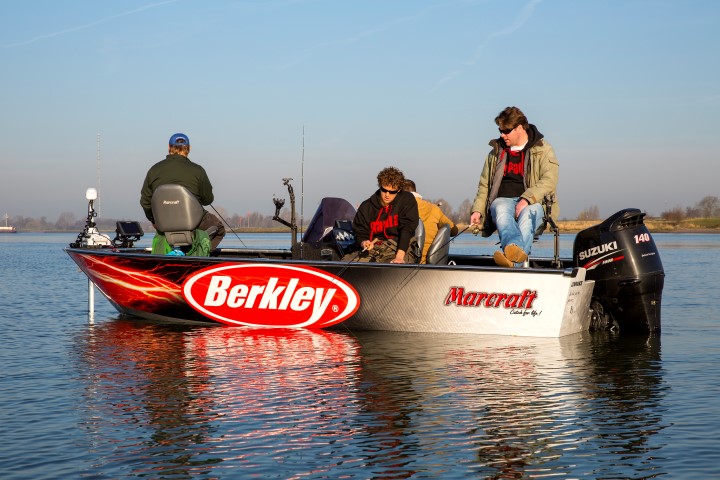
73;320;668;478
350;330;667;478
75;320;221;477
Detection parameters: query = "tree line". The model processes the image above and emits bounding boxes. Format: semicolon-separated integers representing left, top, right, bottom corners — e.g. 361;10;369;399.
7;195;718;232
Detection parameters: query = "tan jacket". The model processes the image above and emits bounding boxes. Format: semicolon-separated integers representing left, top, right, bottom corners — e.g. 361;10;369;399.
471;135;559;237
415;196;458;262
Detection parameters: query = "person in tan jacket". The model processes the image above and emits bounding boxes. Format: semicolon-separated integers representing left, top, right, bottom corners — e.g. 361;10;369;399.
404;179;459;263
469;107;559;267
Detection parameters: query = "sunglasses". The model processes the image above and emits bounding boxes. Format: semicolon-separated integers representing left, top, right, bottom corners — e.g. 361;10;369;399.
498;126;516;135
380;186;400;194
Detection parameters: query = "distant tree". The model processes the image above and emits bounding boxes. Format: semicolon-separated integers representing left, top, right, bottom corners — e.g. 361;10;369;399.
685;206;701;218
227;213;242;229
696;195;720;217
661;206;685;223
577;206;600;221
433;198;452;218
454;199;473;224
55;212;77;230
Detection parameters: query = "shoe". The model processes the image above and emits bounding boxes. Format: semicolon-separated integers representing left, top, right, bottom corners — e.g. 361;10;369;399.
504;244;527;263
493;250;514;268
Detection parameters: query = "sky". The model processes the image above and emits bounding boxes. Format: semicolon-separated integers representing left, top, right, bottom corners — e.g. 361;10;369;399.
2;0;719;224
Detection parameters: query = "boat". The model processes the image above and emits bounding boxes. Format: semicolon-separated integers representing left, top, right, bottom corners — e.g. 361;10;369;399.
1;213;17;233
65;179;664;337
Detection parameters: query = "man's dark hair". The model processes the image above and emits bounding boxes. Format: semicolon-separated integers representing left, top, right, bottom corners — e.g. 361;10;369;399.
495;106;529;131
377;166;405;190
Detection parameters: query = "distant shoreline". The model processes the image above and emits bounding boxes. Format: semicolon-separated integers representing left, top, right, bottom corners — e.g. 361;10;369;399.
16;218;720;234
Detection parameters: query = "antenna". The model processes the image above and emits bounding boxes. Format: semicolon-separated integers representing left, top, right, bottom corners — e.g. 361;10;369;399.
301;125;304;234
96;133;101;216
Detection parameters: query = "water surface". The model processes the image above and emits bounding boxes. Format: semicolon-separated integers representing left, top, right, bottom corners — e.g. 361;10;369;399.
0;232;718;478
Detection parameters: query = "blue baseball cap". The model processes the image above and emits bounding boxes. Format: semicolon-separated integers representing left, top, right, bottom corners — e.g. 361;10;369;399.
169;133;190;146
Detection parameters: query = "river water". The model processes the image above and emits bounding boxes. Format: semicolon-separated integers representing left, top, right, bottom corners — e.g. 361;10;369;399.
1;232;718;478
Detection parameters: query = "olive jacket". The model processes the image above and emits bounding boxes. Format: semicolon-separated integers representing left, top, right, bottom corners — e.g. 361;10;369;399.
140;154;215;223
470;125;559;237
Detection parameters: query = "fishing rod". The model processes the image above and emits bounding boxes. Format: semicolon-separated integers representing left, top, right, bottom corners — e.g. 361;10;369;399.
365;224;471;316
210;205;247;248
335;238;378;277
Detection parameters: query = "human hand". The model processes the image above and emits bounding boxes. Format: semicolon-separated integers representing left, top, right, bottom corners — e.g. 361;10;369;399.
515;199;528;219
389;249;406;264
361;238;378;251
468;213;483;236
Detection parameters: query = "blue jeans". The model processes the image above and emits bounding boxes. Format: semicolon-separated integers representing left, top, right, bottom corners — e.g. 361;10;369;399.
489;197;545;259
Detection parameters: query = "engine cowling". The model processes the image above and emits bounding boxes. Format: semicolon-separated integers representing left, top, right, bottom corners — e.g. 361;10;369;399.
573;209;664;333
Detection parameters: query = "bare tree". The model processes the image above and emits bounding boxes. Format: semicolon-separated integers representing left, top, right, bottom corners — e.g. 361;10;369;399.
696;196;720;217
661;206;685;223
55;212;77;230
454;199;473;224
577;206;600;221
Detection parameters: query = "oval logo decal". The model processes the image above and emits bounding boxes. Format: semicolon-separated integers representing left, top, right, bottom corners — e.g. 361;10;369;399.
182;263;360;328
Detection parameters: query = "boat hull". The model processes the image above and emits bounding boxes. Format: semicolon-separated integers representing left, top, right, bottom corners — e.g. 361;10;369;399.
66;248;593;337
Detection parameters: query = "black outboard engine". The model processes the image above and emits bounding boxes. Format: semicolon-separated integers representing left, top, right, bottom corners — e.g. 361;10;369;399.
573;208;664;333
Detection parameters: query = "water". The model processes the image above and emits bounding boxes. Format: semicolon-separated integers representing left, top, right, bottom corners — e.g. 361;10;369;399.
1;232;719;478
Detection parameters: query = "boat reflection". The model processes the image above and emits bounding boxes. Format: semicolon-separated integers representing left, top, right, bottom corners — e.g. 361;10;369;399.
350;330;666;478
74;321;666;478
75;319;361;477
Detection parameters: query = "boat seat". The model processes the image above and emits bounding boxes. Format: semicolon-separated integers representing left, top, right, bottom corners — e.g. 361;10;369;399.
523;193;561;268
425;224;451;265
413;220;425;263
151;184;209;249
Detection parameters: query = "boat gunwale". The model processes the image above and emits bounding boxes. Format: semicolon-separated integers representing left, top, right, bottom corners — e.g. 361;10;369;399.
64;246;581;276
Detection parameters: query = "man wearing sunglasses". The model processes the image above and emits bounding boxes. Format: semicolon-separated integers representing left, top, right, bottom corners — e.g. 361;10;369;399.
469;106;559;267
350;166;420;264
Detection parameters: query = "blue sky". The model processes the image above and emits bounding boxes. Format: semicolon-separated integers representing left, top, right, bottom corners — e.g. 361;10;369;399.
2;0;719;223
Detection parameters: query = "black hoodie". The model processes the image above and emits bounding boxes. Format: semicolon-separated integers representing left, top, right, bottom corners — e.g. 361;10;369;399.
353;190;420;254
495;124;544;199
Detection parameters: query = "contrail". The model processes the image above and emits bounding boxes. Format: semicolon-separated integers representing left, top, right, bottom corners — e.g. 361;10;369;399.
429;0;542;93
3;0;181;48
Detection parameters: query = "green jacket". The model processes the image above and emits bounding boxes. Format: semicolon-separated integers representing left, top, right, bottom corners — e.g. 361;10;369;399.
151;229;211;257
471;126;559;237
140;154;215;223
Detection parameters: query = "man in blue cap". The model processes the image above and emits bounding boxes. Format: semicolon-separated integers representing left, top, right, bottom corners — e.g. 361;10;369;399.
140;133;226;249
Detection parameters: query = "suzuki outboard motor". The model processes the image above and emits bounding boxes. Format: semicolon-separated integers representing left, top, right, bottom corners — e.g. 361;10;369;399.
573;208;664;333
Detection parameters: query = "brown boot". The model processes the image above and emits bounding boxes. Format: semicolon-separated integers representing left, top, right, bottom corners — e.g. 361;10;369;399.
493;250;514;268
504;244;528;263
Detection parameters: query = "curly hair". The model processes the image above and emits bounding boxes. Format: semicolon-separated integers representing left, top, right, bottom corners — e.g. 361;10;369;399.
377;166;405;190
169;144;191;155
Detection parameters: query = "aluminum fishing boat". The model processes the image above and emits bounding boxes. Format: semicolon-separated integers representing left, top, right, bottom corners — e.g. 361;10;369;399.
65;180;664;337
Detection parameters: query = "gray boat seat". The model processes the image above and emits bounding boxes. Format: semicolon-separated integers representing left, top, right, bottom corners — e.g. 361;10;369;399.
151;184;206;248
426;224;451;265
413;220;425;263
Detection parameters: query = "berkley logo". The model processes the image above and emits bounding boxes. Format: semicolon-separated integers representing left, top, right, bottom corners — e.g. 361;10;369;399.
182;263;360;328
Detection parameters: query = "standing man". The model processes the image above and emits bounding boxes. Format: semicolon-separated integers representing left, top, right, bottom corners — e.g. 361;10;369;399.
470;107;559;267
403;179;459;263
140;133;226;249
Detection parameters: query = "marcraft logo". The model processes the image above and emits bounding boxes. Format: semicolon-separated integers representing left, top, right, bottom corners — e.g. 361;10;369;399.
182;263;360;328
